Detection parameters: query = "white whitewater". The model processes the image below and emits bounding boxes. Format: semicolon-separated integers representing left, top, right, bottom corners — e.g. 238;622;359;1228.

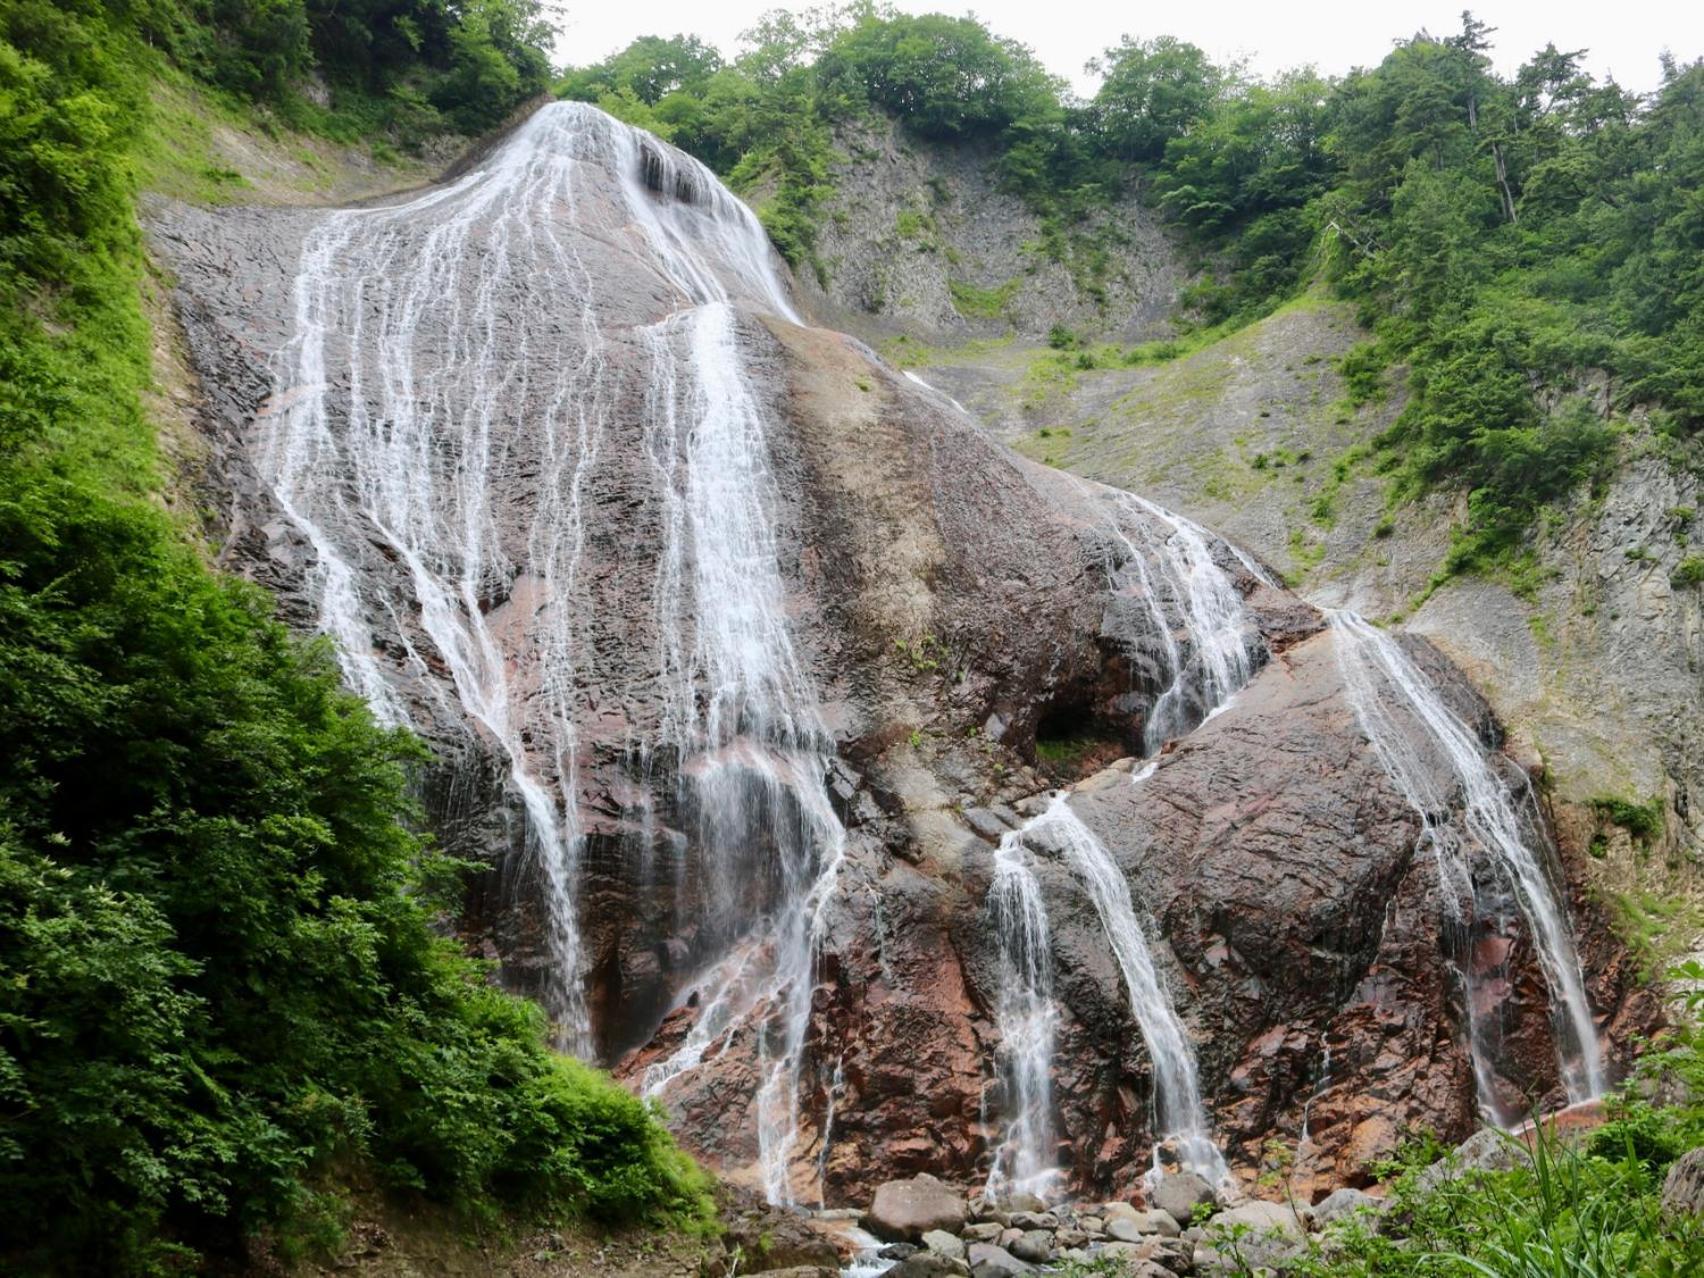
984;811;1062;1202
267;101;842;1199
1329;610;1603;1109
901;368;970;414
985;794;1224;1198
1084;486;1264;754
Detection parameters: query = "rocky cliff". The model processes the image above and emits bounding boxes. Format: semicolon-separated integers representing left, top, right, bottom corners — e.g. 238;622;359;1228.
149;100;1656;1208
936;293;1703;1001
794;114;1181;344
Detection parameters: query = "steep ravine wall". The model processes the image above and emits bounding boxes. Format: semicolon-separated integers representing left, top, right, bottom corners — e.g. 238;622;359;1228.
791;114;1184;344
149;103;1659;1209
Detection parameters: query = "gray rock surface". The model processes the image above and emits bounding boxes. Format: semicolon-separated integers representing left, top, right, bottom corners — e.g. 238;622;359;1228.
864;1175;969;1242
1311;1186;1381;1227
1007;1230;1054;1263
922;1229;968;1260
1660;1147;1704;1219
888;1254;971;1278
965;1242;1035;1276
1198;1200;1309;1273
1413;1128;1528;1195
1095;1242;1175;1276
796;115;1182;345
1151;1171;1217;1224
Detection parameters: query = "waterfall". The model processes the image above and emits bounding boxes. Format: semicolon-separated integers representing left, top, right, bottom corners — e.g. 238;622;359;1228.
1083;486;1265;754
984;811;1061;1202
984;794;1224;1197
901;368;970;414
266;101;843;1199
1328;610;1604;1111
816;1052;846;1209
1300;1036;1332;1145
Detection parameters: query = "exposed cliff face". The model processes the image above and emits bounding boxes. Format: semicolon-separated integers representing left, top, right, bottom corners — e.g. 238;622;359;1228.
150;101;1655;1208
955;295;1702;991
793;114;1183;343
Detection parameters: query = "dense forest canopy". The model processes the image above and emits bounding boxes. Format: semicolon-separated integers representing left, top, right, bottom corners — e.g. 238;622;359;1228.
564;4;1703;571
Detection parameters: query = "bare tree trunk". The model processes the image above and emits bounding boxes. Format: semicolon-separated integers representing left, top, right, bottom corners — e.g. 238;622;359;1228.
1492;142;1518;223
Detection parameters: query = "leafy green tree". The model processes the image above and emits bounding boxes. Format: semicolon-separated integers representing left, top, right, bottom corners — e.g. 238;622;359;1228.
1090;35;1222;162
814;6;1063;141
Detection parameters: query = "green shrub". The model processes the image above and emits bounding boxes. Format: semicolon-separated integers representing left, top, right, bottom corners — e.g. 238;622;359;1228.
1291;1070;1704;1277
1672;556;1704;588
949;277;1019;319
0;5;705;1271
1591;796;1666;844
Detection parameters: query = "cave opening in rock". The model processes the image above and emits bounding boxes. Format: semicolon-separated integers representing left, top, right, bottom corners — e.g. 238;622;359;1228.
1031;701;1131;783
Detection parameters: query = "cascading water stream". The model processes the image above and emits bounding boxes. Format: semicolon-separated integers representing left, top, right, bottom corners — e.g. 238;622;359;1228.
1328;610;1604;1112
980;492;1266;1195
984;794;1225;1198
984;814;1061;1203
1082;485;1265;754
266;101;844;1198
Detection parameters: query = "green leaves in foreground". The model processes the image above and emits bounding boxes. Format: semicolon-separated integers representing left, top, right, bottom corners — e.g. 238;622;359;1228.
1289;1051;1704;1278
0;5;707;1273
0;480;710;1274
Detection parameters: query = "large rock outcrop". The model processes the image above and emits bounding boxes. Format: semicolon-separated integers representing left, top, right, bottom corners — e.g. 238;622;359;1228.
149;100;1653;1206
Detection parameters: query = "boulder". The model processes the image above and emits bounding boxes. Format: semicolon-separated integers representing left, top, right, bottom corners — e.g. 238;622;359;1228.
889;1255;971;1278
1008;1211;1058;1231
1107;1208;1180;1242
966;1242;1036;1275
1152;1172;1217;1224
1096;1242;1174;1277
962;1223;1003;1243
922;1229;968;1261
1008;1230;1055;1263
1413;1128;1526;1195
1661;1147;1704;1219
865;1174;969;1242
1312;1186;1381;1227
720;1202;841;1272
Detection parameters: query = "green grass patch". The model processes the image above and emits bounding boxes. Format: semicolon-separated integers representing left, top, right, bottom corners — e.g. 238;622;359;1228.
1284;1054;1704;1276
949;277;1020;320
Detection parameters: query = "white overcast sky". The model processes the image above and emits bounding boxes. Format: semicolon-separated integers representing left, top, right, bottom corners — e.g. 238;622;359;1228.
551;1;1702;97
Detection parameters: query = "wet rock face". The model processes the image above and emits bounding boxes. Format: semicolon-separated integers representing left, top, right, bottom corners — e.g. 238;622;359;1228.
151;103;1653;1206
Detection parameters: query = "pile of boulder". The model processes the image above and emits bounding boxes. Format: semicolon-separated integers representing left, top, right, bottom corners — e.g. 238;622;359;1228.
851;1171;1342;1277
723;1124;1704;1277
